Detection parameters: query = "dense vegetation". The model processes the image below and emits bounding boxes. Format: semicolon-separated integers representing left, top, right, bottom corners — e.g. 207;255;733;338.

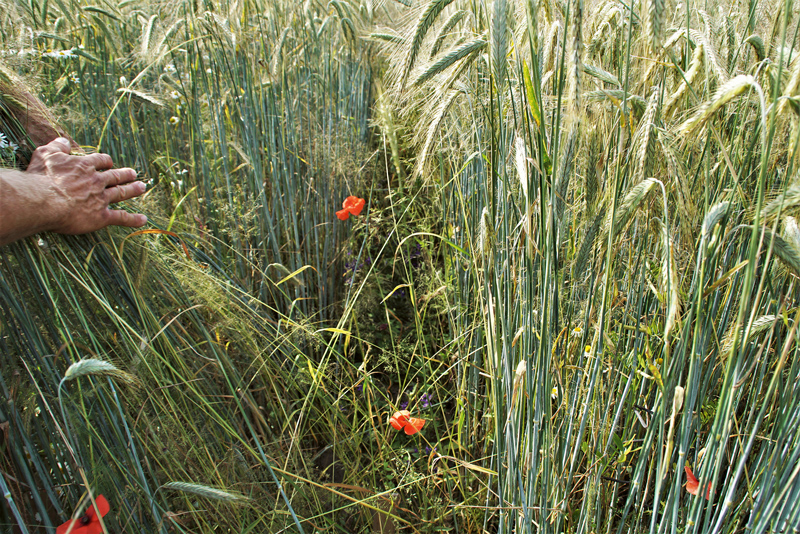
2;0;800;532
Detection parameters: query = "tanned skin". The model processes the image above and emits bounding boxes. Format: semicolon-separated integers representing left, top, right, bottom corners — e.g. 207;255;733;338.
0;137;147;246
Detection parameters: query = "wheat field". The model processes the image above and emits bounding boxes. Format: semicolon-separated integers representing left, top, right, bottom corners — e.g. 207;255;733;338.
1;0;800;532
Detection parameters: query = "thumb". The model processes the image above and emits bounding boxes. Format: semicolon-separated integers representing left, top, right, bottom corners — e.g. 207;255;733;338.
49;137;72;153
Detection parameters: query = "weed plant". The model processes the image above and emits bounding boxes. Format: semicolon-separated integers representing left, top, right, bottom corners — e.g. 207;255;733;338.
1;0;800;532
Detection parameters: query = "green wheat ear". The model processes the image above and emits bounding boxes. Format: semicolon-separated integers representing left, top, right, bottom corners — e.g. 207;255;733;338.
413;38;487;87
161;481;249;502
403;0;458;86
678;75;764;137
63;358;136;385
644;0;664;52
744;34;766;62
721;315;780;355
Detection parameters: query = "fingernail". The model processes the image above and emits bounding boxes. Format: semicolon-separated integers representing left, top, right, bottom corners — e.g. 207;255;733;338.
55;137;70;145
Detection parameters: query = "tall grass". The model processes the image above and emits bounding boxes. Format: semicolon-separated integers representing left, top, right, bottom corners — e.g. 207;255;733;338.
1;0;800;532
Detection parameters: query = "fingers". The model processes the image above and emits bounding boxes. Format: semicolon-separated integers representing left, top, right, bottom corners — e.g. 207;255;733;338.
106;209;148;229
101;167;138;187
105;180;146;204
82;152;115;171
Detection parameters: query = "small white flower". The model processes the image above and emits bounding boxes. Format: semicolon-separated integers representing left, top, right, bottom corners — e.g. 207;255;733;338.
169;116;180;125
119;75;128;86
170;90;180;100
178;168;189;175
551;387;558;400
571;325;583;337
206;67;212;74
164;63;177;74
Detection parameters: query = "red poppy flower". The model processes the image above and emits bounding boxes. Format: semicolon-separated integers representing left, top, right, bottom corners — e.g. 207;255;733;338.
336;196;365;220
404;416;425;435
389;410;426;435
685;466;712;499
57;495;110;534
389;410;411;431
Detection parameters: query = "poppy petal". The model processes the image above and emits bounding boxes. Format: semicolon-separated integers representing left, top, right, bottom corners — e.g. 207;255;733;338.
404;417;425;435
336;209;350;221
57;519;82;534
684;466;698;484
685;466;711;499
685;466;699;495
389;410;410;430
89;495;110;518
348;198;365;216
57;495;109;534
57;518;94;534
389;416;404;431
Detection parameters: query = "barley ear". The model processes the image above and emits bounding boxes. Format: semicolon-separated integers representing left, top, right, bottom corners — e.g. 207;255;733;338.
765;228;800;278
430;10;467;58
477;206;494;262
607;178;659;238
779;51;800;117
689;29;727;84
764;182;800;221
63;358;136;385
140;14;158;60
117;88;165;107
724;14;736;73
491;0;509;89
417;88;462;174
664;42;703;118
743;34;765;62
413;39;487;87
574;206;605;278
632;87;660;186
722;315;779;354
161;482;248;502
678;75;763;137
271;27;291;78
661;223;680;338
785;216;800;252
403;0;458;86
554;127;578;229
644;0;664;52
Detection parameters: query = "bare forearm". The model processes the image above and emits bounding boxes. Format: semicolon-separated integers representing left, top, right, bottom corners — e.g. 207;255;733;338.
0;168;58;245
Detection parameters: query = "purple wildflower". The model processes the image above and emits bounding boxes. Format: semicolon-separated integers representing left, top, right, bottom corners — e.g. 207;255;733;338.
420;392;432;409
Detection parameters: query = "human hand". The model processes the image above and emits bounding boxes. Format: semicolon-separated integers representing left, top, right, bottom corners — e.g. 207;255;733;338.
28;137;148;235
